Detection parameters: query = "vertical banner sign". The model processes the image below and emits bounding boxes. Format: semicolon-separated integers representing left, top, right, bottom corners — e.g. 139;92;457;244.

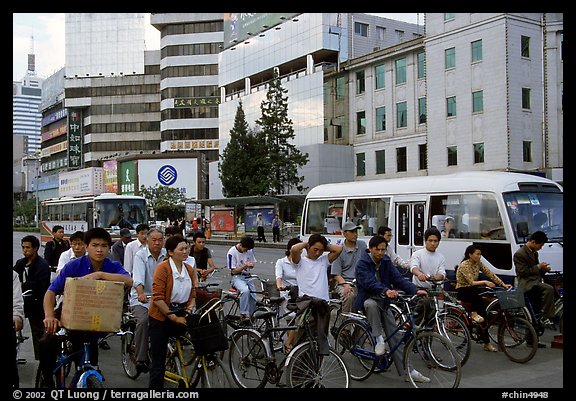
103;160;118;193
120;160;136;195
68;109;82;168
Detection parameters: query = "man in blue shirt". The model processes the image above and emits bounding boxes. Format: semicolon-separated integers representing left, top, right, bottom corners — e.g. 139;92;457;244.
38;227;132;387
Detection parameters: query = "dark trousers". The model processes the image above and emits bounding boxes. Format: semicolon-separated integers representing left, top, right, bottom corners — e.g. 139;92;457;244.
457;286;489;343
257;226;266;242
525;282;555;319
13;329;19;388
273;227;280;242
28;314;46;360
148;316;187;388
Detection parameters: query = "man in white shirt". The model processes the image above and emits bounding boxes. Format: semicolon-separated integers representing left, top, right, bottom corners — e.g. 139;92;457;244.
55;231;87;275
227;236;258;322
123;224;149;274
409;227;446;290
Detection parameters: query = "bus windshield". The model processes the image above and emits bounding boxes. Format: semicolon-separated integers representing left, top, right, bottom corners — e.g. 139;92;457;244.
503;191;563;244
95;198;147;230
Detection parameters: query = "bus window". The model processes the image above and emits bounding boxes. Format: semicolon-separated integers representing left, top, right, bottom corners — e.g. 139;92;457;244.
429;193;503;240
304;199;344;235
346;197;391;236
62;204;72;221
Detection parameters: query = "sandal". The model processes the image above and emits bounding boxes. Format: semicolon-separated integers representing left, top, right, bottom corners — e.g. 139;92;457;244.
471;313;485;324
283;343;293;355
483;343;498;352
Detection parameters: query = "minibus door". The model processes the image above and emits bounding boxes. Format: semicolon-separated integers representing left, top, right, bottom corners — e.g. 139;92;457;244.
394;202;426;266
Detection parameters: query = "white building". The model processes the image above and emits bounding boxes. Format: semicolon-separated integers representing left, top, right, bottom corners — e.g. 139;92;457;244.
13;73;43;155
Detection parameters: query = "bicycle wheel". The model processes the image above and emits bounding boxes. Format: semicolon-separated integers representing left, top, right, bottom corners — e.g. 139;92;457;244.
486;299;530;344
334;318;375;381
200;353;235;388
404;331;461;388
286;342;349;388
164;342;185;388
438;313;471;366
498;316;538;363
228;329;270;388
120;323;140;379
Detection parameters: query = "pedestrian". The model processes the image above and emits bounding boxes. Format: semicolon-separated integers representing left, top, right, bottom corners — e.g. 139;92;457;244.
227;236;258;322
330;220;366;315
256;213;266;242
44;225;70;280
514;230;555;327
130;227;167;374
13;234;51;361
272;214;282;242
110;228;132;265
354;235;430;383
123;224;149;274
13;270;24;388
148;235;198;388
39;227;133;387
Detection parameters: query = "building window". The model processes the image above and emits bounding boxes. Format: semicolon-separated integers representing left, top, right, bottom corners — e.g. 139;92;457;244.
419;144;427;170
418;97;427;124
376;26;386;40
335;76;345;100
472;90;483;113
444;13;455;21
376;106;386;131
396;102;407;128
471;39;483;62
523;141;532;162
445;47;456;69
447;146;458;166
446;96;457;117
396;147;407;172
356;70;365;94
355;22;369;37
522;88;531;109
333;115;344;139
474;143;484;163
356;111;366;135
356;152;366;176
521;35;530;58
375;64;385;90
395;30;405;41
417;52;426;78
395;58;406;84
376;150;386;174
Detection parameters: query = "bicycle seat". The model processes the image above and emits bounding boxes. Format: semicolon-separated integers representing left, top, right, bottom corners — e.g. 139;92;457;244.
253;309;275;320
286;302;299;312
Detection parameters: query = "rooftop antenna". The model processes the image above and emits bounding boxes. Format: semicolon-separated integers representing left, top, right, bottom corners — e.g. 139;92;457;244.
27;32;36;75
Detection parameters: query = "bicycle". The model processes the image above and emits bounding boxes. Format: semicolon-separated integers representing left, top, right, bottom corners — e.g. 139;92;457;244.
228;298;350;388
444;286;538;363
35;329;104;388
163;297;233;388
520;270;564;337
334;292;462;388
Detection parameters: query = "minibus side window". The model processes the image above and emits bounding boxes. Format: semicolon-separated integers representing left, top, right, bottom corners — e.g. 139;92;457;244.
305;199;344;235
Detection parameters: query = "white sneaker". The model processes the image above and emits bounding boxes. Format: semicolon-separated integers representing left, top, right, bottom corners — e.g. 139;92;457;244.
405;369;430;383
375;342;386;356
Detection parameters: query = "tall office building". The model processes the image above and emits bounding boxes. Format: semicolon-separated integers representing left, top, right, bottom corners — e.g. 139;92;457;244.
13;40;43;155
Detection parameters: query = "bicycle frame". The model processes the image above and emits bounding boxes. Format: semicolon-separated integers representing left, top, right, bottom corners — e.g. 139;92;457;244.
52;331;102;388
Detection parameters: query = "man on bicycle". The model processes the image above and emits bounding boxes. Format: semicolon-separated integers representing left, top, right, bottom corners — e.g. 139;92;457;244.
354;235;429;383
39;227;133;387
227;236;258;323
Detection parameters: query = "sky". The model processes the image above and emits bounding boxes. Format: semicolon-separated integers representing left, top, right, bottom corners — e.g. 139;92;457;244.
13;13;422;82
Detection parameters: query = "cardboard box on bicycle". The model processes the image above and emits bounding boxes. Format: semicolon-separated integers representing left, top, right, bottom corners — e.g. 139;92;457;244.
60;277;125;332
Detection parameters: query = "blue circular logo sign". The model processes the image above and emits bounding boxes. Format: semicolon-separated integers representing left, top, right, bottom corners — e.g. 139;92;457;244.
157;165;177;185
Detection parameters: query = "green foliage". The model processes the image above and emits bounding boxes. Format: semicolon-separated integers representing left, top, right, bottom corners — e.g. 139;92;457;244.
139;184;187;221
13;196;37;225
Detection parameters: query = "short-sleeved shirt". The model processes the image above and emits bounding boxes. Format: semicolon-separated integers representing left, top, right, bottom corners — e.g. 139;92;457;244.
295;254;331;301
330;240;367;280
227;245;256;276
49;255;130;294
192;247;212;270
275;256;298;287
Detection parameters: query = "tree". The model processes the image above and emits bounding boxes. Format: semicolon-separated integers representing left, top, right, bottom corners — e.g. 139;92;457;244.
219;101;269;197
256;68;309;195
139;184;187;222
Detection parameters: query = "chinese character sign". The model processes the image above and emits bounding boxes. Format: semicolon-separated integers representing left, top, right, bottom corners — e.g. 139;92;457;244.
68;109;83;168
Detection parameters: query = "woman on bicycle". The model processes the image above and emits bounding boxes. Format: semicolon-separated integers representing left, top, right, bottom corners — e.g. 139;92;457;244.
274;237;301;317
148;235;198;388
456;244;511;352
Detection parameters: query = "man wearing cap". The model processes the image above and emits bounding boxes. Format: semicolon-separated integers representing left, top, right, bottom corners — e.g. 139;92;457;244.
330;220;367;314
441;216;457;238
110;228;133;266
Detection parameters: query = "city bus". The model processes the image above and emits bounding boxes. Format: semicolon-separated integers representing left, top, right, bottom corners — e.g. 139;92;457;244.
40;193;149;246
299;171;563;283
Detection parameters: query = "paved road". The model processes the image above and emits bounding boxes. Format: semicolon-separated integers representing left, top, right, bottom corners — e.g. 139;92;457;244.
13;232;564;390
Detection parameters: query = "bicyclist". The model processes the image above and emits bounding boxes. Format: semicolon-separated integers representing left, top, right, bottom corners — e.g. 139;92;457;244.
190;231;217;281
39;227;133;388
284;234;343;355
274;237;301;318
513;230;555;328
354;235;430;383
149;235;198;389
227;236;258;323
130;227;167;374
456;244;511;352
13;270;24;388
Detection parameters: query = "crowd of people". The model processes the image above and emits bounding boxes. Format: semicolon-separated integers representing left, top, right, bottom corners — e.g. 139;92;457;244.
13;214;555;388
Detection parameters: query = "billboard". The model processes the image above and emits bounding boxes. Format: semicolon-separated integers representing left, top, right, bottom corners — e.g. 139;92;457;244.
137;158;198;200
245;205;275;230
210;208;235;232
59;167;104;197
223;13;301;49
103;160;118;194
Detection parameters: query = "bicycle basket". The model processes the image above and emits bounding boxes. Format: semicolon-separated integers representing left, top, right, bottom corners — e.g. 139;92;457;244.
187;311;228;355
496;289;525;310
543;272;563;288
195;288;222;308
